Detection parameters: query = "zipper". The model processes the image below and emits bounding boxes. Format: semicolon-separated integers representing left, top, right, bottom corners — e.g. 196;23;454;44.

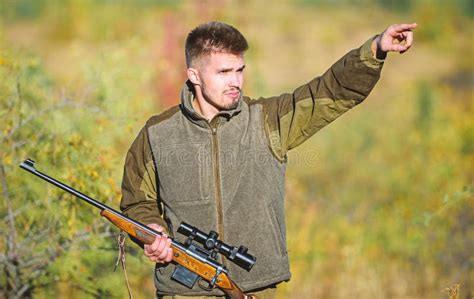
209;119;227;267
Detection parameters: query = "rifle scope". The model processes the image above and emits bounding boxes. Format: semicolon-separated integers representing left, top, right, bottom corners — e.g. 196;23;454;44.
178;222;256;271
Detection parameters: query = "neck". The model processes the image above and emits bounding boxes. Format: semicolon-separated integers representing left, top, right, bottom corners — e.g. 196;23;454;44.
192;87;219;121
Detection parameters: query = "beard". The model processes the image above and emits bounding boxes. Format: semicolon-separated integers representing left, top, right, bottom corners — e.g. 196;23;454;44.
220;99;240;110
202;88;241;111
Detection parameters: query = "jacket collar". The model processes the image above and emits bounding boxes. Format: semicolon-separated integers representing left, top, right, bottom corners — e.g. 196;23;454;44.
180;80;242;128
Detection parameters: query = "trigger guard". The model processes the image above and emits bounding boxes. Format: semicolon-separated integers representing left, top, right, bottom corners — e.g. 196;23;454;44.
197;277;215;292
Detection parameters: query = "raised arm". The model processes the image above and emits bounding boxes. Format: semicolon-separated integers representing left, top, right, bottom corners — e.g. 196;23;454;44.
261;23;417;161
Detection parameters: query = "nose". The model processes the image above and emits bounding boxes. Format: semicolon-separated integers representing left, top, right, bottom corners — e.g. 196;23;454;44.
229;72;242;88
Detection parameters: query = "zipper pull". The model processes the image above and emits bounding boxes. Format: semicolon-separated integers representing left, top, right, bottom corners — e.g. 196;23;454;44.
211;127;217;135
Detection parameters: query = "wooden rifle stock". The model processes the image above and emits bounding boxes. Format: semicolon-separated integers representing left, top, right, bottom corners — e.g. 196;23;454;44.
20;159;256;299
100;210;255;298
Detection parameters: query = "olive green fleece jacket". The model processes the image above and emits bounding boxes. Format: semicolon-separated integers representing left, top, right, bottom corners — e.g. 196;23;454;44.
120;37;384;296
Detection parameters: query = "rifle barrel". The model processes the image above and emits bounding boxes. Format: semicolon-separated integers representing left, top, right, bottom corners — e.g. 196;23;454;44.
19;159;166;241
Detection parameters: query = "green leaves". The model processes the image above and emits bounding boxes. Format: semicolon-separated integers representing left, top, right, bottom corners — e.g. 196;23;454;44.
0;47;130;297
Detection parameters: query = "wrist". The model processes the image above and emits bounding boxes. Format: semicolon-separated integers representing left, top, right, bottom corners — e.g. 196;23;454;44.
371;35;387;60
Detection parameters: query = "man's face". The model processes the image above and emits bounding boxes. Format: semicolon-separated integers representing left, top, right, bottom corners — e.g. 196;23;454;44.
192;51;245;112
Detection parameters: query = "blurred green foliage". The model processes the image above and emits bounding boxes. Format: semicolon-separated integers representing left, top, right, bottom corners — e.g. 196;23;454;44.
1;0;472;298
0;48;151;297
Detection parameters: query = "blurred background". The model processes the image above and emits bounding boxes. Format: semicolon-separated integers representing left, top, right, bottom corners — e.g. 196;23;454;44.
1;0;473;298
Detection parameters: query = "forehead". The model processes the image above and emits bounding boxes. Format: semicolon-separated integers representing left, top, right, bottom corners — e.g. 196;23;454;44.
198;51;245;69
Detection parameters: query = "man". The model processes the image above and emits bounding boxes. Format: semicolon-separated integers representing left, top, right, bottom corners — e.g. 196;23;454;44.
120;21;416;298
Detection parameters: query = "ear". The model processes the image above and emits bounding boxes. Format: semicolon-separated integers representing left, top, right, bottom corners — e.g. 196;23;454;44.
187;67;200;85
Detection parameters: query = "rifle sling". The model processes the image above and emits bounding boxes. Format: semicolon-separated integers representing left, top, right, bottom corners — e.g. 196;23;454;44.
115;231;134;299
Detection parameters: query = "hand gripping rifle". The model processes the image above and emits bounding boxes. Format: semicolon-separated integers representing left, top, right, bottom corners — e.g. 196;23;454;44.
20;159;257;299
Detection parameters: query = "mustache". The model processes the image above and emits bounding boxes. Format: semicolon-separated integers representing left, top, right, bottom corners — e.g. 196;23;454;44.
224;87;241;93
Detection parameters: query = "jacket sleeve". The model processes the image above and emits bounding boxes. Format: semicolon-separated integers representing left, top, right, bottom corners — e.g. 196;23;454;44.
120;125;168;230
262;36;385;160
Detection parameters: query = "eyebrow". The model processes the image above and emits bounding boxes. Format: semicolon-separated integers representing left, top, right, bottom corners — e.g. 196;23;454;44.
218;65;246;72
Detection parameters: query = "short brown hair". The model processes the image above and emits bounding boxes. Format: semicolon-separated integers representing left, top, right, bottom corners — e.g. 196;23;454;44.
185;22;248;67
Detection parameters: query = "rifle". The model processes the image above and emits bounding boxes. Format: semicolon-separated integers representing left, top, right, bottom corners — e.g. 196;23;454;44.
20;159;257;299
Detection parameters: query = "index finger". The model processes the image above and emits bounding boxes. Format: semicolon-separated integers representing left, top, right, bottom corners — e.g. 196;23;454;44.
391;23;417;33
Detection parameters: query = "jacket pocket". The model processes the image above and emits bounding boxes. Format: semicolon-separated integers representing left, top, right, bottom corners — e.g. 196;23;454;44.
156;143;211;205
265;201;287;257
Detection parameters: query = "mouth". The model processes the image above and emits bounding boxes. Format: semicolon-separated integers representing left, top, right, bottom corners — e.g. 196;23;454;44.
225;90;241;100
